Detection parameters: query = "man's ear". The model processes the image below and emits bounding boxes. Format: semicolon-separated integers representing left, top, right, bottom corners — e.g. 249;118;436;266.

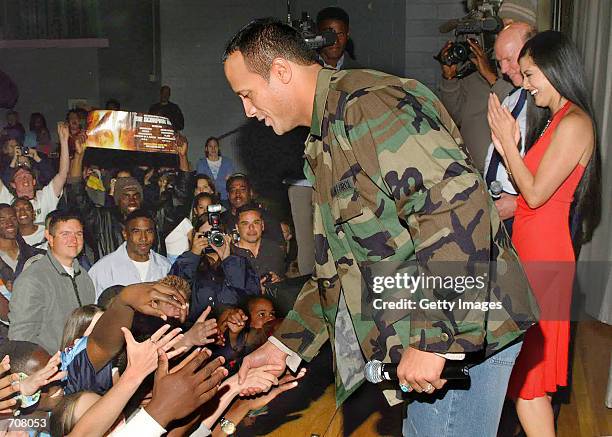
45;230;52;247
122;229;127;241
270;58;293;84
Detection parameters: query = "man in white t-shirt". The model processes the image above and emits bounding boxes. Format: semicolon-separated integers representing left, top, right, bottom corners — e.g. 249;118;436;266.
0;122;70;224
88;209;171;299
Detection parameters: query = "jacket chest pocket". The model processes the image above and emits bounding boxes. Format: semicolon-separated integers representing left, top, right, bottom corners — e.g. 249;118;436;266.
329;185;396;262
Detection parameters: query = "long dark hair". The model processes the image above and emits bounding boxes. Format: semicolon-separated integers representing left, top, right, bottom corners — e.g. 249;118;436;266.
519;30;601;245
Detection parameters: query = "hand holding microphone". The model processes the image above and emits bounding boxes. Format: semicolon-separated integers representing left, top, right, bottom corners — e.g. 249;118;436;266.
364;347;470;395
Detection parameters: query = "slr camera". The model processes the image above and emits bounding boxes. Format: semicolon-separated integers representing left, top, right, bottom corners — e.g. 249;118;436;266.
203;204;225;248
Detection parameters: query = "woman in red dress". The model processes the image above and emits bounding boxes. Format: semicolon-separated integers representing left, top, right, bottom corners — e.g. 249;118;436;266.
488;30;601;436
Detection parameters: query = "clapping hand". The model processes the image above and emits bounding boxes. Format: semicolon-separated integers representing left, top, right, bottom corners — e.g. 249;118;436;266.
487;93;521;158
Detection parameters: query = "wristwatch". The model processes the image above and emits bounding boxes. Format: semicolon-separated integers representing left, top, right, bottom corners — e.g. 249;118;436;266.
219;417;236;435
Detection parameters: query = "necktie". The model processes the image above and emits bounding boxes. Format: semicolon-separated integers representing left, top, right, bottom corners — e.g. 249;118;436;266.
485;88;527;187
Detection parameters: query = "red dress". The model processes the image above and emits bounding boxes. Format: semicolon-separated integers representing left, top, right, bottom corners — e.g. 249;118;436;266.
507;101;584;400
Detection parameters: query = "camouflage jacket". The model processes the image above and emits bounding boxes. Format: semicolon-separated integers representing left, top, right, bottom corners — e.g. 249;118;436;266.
273;68;539;405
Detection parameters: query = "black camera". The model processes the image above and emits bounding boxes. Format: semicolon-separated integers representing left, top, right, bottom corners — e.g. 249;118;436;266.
20;146;30;155
204;204;225;248
287;2;336;50
440;41;472;65
435;0;503;78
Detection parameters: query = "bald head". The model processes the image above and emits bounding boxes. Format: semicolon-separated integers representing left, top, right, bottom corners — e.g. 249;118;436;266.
495;23;537;87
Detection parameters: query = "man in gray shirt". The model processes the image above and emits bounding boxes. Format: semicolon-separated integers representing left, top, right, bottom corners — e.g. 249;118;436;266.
9;211;95;353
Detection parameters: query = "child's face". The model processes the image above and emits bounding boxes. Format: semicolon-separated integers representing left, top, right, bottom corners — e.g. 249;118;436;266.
249;299;276;329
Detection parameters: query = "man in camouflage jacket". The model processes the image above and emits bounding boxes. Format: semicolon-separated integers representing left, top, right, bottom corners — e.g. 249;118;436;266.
223;19;538;436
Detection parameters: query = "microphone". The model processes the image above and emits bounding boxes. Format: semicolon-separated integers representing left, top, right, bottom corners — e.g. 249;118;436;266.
489;180;503;200
364;360;470;384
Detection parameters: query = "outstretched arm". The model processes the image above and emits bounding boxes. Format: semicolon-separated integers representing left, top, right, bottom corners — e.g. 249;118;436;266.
51;122;71;197
87;282;187;371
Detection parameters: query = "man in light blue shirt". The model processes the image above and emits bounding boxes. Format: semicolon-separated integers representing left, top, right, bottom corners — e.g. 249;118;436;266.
89;209;171;299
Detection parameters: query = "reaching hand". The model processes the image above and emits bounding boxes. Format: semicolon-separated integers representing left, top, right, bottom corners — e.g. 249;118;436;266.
0;356;20;414
145;351;227;428
19;351;66;396
237;340;288;396
120;327;160;380
182;306;217;348
118;282;187;321
242;368;306;411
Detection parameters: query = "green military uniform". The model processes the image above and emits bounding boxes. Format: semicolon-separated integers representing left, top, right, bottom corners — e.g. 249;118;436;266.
273;68;539;406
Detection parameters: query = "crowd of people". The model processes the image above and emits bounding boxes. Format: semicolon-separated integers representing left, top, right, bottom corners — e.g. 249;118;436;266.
0;1;602;436
0;95;302;435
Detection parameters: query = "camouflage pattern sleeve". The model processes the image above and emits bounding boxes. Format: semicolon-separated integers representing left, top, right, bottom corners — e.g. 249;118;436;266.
271;276;330;361
343;78;491;354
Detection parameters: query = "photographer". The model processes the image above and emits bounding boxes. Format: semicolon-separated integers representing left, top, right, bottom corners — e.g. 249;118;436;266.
232;204;285;291
438;12;513;171
169;213;260;321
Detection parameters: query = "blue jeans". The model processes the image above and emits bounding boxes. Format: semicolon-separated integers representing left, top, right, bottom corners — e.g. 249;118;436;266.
403;341;523;437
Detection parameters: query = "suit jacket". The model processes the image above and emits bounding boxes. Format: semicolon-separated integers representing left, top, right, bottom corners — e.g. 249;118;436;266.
273;68;539;405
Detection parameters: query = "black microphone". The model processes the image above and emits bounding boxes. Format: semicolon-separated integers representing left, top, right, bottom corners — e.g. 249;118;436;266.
364;360;470;384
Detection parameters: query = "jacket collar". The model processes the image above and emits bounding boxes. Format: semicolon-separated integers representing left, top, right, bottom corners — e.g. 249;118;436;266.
46;251;81;277
309;68;335;138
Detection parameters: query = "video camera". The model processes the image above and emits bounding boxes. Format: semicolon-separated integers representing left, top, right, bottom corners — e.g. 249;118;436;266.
434;0;504;78
287;1;336;50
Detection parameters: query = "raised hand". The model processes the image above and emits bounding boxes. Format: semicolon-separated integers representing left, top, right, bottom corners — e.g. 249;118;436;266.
19;351;66;396
57;122;70;145
0;356;20;414
120;327;160;380
118;282;187;321
181;306;217;348
176;135;188;157
145;351;227;428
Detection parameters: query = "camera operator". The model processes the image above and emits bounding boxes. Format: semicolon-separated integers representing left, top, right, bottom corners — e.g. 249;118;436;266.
232;204;285;292
438;5;514;171
169;210;260;322
316;7;360;70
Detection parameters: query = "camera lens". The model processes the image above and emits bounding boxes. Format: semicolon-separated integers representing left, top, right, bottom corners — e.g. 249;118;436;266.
451;43;470;62
210;232;225;247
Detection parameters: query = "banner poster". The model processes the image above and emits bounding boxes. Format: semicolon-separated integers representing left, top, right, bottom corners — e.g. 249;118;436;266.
85;110;177;154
